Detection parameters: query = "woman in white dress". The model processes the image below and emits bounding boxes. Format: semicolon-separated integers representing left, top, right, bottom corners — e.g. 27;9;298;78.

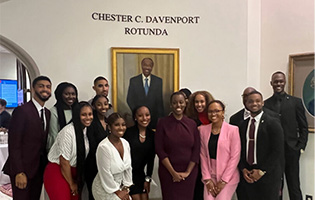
92;113;133;200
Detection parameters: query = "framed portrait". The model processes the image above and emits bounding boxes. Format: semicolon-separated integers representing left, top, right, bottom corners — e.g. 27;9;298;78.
289;52;314;133
111;47;179;127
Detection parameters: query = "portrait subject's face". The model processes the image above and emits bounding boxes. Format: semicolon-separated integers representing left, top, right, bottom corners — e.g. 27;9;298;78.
271;73;286;94
141;59;153;77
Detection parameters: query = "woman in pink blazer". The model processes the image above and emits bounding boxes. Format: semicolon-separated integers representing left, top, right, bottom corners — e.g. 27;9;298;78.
199;100;241;200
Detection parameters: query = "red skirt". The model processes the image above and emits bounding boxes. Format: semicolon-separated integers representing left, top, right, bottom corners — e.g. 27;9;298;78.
44;162;79;200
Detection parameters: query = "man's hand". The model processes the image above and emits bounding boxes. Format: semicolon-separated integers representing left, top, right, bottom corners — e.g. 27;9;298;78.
15;172;27;189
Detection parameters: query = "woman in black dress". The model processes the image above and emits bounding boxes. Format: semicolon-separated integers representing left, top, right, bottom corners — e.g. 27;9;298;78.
124;106;155;200
85;95;110;200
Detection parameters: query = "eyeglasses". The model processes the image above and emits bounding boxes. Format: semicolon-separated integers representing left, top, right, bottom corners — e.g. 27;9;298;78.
208;110;223;115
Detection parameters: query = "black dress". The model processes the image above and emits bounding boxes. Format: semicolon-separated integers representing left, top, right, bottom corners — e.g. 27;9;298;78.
85;111;109;200
123;125;155;195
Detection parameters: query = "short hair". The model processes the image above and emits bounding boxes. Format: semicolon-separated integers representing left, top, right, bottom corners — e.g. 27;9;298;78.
170;91;186;103
271;71;286;79
207;100;226;111
179;88;192;99
32;76;51;88
0;99;7;107
93;76;108;85
247;90;263;100
141;58;154;67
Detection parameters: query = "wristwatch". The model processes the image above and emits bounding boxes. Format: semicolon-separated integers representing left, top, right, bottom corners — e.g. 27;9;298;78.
145;176;152;183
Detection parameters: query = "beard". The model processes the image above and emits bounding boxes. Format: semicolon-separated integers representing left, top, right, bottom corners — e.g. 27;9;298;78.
250;109;262;116
35;90;51;102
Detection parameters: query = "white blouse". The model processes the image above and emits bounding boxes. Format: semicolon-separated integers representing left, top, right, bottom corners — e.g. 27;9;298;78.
48;122;89;167
95;137;133;194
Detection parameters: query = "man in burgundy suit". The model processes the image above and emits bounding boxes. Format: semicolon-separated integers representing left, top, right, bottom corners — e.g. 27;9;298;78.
3;76;52;200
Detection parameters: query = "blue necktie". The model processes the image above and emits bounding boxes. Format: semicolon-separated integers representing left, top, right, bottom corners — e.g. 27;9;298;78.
144;78;149;96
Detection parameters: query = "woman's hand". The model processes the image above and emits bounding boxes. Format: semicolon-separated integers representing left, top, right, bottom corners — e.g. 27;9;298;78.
171;171;183;182
205;179;216;197
143;181;150;193
178;171;190;180
115;190;130;200
69;182;78;196
213;180;226;196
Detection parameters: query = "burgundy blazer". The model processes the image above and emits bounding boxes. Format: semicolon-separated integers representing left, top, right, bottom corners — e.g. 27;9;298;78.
199;121;241;185
3;101;50;179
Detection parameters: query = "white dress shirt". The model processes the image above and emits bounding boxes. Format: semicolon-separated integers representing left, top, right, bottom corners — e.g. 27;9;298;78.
246;111;263;165
142;74;151;87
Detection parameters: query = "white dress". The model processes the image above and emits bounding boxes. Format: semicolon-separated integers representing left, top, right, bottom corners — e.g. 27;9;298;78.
92;137;133;200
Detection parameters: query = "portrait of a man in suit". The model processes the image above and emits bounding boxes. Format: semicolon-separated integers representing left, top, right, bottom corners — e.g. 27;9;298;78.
127;58;164;128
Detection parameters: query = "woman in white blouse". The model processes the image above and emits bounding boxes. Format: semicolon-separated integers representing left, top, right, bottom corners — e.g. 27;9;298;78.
44;102;93;200
92;113;133;200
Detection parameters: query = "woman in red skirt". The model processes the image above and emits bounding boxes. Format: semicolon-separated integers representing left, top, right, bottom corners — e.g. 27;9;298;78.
44;101;93;200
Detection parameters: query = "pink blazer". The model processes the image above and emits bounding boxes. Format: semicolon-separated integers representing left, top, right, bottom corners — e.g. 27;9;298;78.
199;121;241;185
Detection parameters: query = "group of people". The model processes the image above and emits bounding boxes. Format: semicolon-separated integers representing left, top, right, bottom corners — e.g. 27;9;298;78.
2;62;308;200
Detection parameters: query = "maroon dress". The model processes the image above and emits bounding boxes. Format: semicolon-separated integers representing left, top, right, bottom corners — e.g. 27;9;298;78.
155;114;200;200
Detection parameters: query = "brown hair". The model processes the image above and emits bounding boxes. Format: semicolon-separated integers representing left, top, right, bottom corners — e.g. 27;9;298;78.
186;91;215;121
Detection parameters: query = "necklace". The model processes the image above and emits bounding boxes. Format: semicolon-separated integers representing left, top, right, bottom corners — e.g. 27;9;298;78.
139;134;146;139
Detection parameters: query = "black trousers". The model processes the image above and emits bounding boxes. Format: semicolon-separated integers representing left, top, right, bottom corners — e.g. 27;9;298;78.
284;143;302;200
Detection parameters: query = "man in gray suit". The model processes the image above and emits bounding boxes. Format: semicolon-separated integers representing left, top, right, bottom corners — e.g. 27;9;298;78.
127;58;164;129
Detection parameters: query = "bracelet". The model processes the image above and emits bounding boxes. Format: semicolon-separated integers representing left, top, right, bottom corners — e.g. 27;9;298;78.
219;180;227;185
205;180;212;185
259;170;266;176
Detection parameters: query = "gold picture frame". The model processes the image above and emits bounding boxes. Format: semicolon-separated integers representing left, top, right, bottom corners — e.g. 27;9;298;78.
111;47;179;126
289;52;314;133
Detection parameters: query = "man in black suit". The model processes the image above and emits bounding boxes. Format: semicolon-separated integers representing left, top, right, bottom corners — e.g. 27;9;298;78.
127;58;164;128
238;90;284;200
264;71;308;200
3;76;52;200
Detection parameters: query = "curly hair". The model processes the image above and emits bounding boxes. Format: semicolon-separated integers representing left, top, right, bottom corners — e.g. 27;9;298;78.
186;91;215;121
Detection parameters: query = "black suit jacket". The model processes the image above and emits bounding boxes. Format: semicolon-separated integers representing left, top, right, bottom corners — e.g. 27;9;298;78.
127;74;164;128
238;112;284;199
3;101;50;179
264;93;308;150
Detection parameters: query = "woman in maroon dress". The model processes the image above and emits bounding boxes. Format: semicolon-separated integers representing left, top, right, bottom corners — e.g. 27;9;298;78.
155;91;200;200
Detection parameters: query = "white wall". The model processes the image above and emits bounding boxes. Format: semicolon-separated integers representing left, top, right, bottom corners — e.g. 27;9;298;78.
260;0;314;199
0;52;16;80
0;0;249;118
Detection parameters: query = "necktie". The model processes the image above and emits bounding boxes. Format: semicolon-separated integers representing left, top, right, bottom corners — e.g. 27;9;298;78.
144;78;149;96
40;108;45;130
247;118;255;165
